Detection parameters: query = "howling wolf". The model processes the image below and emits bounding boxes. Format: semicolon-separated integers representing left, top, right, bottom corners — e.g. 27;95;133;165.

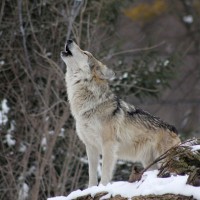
61;40;180;187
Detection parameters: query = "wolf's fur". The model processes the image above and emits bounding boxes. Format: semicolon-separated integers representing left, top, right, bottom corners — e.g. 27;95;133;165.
61;40;181;187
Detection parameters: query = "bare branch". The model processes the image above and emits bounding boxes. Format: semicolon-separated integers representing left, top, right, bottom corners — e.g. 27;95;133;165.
17;0;32;72
102;41;166;61
66;0;84;42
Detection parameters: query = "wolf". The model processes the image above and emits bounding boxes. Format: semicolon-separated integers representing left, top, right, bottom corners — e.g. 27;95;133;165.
61;40;181;187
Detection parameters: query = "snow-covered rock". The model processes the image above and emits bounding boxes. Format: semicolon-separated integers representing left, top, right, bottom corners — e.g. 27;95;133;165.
47;170;200;200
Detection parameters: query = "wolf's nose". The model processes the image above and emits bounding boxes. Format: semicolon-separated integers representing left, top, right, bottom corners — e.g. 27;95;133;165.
67;39;73;45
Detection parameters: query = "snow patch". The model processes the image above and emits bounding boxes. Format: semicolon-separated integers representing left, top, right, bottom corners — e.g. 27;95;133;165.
46;52;52;57
41;137;47;151
4;121;16;147
47;170;200;200
0;60;5;65
163;59;169;66
0;99;10;125
18;183;29;200
19;143;27;152
183;15;193;24
59;128;65;137
122;72;128;79
5;133;16;146
191;145;200;151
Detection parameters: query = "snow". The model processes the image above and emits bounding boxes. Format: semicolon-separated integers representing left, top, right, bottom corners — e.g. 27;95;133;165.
0;60;5;65
191;145;200;151
4;121;16;147
18;182;29;200
19;143;27;152
47;170;200;200
122;72;128;79
41;137;47;149
46;52;52;57
5;133;16;146
156;79;161;84
183;15;193;24
0;99;10;125
59;128;65;137
0;101;16;147
163;60;169;66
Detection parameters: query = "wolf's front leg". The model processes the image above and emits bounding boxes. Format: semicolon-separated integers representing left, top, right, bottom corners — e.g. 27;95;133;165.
100;141;117;185
86;145;99;187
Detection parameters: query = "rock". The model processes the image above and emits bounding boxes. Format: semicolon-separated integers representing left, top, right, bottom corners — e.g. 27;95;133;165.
72;193;196;200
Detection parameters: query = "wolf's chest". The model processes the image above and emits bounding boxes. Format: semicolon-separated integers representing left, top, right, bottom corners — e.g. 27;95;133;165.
76;118;103;149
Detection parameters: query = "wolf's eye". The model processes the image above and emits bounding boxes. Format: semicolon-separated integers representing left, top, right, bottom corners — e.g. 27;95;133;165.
83;51;87;55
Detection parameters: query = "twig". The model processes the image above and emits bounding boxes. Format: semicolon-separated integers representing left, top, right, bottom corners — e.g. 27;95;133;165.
17;0;32;72
102;41;166;61
0;0;5;24
120;83;159;93
29;100;68;117
140;142;181;176
66;0;84;42
77;0;87;45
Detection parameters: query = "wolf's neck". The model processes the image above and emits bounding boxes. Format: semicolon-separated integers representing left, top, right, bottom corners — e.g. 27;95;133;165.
66;75;113;118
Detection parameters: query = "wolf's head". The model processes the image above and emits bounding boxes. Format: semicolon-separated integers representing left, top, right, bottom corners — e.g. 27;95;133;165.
61;40;115;81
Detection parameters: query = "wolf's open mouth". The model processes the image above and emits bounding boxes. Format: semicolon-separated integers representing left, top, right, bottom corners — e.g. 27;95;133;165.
61;40;73;57
65;44;72;56
61;48;72;57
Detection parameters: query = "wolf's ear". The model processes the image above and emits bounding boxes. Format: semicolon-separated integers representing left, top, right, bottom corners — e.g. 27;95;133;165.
94;64;115;80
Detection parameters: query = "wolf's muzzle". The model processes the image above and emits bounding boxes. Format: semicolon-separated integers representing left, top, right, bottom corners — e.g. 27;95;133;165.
61;40;73;57
66;39;73;47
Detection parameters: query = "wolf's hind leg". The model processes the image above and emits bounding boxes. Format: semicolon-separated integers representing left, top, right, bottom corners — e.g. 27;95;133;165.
141;147;159;170
86;145;99;187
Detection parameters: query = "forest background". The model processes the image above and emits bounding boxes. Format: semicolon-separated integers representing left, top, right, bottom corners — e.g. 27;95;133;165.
0;0;200;199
